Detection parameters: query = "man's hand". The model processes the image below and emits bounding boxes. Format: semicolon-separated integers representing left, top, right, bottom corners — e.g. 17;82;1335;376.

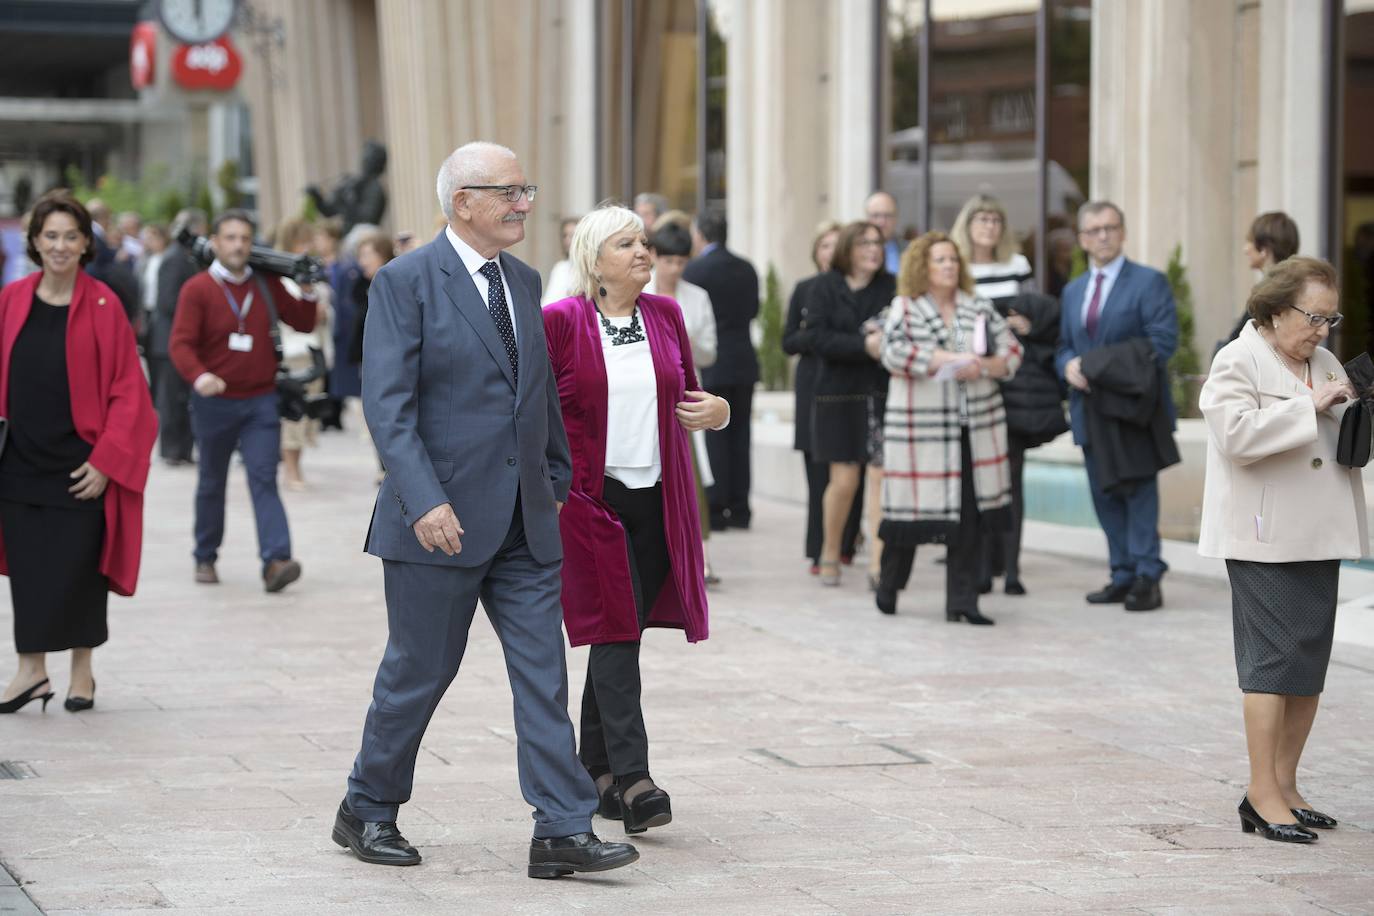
1065;356;1090;392
413;503;464;556
68;462;109;500
676;390;730;431
194;372;227;397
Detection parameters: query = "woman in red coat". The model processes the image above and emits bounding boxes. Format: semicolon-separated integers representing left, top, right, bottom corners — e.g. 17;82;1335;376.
544;205;728;834
0;192;157;714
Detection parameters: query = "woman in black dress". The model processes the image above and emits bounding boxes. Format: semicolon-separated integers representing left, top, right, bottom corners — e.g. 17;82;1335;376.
807;221;894;586
0;193;156;714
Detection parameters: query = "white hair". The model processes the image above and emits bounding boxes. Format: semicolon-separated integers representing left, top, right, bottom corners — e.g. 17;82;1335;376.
568;204;645;300
342;223;380;260
436;141;517;222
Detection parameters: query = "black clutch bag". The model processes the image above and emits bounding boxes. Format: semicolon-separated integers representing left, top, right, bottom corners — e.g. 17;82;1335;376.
1336;353;1374;468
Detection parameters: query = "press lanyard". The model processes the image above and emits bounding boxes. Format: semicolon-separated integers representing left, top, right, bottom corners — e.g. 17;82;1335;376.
212;276;254;334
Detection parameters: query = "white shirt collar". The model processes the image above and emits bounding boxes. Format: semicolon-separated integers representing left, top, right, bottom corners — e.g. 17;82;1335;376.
209;259;252;284
1091;254;1126;282
445;225;500;280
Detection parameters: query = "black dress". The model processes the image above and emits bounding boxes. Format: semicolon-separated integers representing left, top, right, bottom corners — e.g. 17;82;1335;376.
0;293;108;653
808;270;895;464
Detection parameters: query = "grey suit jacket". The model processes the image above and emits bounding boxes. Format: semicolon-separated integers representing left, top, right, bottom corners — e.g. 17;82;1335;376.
362;231;572;567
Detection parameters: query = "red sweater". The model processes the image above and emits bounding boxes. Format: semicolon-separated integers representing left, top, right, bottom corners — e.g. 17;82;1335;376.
169;270;316;398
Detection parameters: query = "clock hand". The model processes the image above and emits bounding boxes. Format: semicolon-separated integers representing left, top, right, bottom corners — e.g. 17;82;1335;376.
194;0;204;33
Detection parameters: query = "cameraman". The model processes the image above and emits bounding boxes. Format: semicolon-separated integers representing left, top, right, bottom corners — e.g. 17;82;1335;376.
169;209;317;592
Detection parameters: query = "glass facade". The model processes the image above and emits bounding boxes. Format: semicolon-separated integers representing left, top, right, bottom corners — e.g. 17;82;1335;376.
882;0;1090;292
1339;6;1374;360
598;0;703;212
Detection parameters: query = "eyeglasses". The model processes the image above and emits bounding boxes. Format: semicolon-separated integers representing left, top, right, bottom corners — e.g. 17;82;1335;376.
461;184;539;203
972;213;1005;226
1079;224;1122;239
856;238;883;248
1289;304;1343;329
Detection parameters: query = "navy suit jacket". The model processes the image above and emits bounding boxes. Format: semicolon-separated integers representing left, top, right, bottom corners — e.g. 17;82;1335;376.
683;245;759;387
362;231;571;567
1055;258;1178;446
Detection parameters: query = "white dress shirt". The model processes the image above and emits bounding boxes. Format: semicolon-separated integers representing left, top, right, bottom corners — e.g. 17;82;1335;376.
1079;253;1126;327
446;225;517;341
541;259;574;307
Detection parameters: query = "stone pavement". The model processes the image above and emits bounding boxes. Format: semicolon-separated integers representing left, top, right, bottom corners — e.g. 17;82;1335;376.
2;428;1374;915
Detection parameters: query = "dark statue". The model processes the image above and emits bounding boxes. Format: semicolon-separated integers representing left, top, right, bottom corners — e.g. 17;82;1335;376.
306;140;387;235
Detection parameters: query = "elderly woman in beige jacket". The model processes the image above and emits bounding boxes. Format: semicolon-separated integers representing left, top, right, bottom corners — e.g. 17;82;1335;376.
1199;256;1364;845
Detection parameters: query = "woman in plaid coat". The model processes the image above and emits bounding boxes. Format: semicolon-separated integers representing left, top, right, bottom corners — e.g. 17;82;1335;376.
875;232;1022;622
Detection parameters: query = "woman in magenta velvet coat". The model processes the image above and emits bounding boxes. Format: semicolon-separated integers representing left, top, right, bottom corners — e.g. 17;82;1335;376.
544;205;729;835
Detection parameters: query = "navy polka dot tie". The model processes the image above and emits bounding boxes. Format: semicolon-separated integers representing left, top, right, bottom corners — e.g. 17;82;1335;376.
479;260;518;386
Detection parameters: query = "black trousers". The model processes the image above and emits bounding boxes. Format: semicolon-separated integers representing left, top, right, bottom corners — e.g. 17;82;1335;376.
802;453;863;564
579;477;672;782
152;356;194;462
706;383;753;526
879;429;981;614
979;434;1026;585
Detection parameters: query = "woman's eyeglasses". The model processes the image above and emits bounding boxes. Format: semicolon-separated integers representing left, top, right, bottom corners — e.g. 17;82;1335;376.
1289;304;1343;329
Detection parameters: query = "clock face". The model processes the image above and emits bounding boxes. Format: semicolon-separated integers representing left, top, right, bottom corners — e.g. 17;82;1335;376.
158;0;239;45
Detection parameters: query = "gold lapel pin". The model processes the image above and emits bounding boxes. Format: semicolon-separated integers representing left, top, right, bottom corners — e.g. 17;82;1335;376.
1327;371;1337;381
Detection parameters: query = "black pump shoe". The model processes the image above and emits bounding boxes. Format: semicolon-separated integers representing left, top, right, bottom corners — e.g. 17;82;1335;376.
65;679;95;712
1292;807;1338;829
1238;796;1317;843
596;783;623;820
622;788;672;835
0;678;55;714
946;609;995;626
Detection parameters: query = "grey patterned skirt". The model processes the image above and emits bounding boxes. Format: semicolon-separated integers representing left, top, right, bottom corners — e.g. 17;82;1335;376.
1226;558;1340;696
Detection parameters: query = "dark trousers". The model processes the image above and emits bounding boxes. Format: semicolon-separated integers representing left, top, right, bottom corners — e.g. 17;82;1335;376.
189;392;290;569
579;477;671;783
347;498;597;837
152;357;194;462
979;435;1026;585
706;383;753;526
1082;446;1166;585
880;429;981;614
802;452;863;563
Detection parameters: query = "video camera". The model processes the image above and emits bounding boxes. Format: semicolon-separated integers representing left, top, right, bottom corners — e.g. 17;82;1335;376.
176;227;325;286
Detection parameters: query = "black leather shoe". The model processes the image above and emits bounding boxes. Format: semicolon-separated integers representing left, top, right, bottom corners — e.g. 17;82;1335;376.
1086;581;1131;603
597;783;623;820
946;609;995;626
1238;796;1317;843
622;788;672;835
1004;580;1027;596
875;588;897;615
528;832;638;878
64;679;95;712
1124;576;1162;612
978;580;993;595
331;800;421;866
1292;807;1338;829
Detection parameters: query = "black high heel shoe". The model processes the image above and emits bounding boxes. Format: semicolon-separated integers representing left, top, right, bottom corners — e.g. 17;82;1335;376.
622;787;672;835
0;678;55;714
946;609;995;626
1238;795;1317;843
1291;807;1337;829
64;679;95;713
596;783;623;820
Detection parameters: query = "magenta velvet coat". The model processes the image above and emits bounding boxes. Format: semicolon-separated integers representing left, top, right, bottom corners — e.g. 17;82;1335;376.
543;293;709;647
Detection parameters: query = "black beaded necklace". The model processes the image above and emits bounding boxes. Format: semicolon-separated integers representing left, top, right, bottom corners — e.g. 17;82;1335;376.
595;302;646;346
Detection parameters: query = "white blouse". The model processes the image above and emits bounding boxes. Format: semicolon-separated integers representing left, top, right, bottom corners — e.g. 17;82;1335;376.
601;313;661;489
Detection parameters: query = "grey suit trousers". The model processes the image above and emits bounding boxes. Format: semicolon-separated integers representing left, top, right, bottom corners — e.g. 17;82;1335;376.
346;500;597;837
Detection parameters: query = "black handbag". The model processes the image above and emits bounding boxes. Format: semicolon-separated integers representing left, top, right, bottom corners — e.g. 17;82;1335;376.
1336;353;1374;468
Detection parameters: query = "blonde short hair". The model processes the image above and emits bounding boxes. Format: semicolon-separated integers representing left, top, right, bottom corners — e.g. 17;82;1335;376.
950;193;1017;264
568;204;645;299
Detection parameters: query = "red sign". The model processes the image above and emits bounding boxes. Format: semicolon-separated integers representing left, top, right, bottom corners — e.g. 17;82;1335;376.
130;21;157;90
171;37;242;91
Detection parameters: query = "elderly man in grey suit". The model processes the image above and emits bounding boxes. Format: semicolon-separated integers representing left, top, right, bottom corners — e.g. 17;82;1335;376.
333;141;638;879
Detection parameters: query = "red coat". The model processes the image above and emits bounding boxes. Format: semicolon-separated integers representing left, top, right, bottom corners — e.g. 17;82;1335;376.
543;294;709;647
0;271;158;596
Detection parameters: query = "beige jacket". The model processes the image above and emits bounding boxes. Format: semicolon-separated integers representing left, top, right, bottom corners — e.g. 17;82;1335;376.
1198;321;1368;562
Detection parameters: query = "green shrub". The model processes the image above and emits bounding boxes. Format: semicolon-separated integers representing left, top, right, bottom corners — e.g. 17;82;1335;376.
1165;244;1202;418
758;265;789;391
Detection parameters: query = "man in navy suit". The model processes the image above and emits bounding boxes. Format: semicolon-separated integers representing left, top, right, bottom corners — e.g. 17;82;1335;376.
334;141;637;878
1056;201;1178;612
